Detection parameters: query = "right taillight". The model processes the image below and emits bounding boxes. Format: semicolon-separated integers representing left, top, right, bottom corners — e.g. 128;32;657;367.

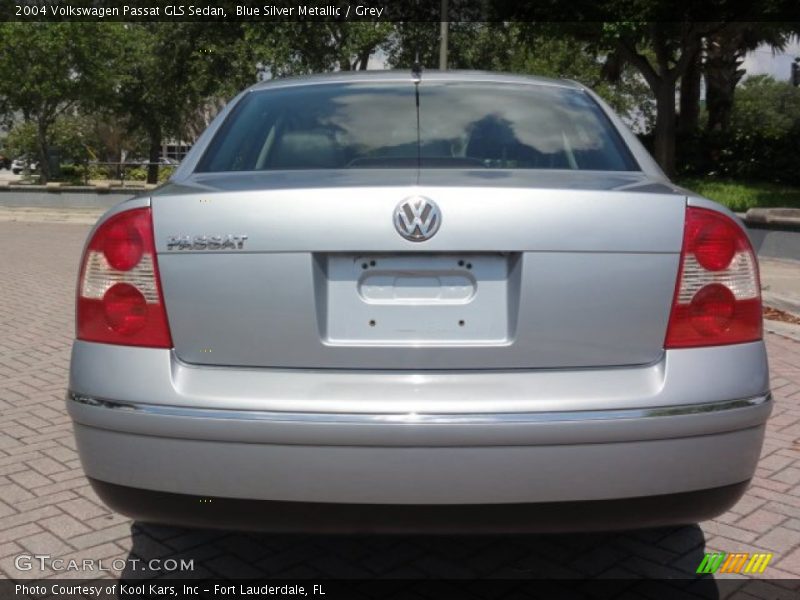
665;206;762;348
76;207;172;348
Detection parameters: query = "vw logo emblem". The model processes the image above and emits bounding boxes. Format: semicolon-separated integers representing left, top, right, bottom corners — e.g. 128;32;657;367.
394;196;441;242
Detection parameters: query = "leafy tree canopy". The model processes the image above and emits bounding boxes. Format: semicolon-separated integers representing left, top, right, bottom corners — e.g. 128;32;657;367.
0;22;122;181
731;74;800;137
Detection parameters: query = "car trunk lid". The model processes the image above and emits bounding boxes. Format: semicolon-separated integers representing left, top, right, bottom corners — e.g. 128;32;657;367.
152;170;685;370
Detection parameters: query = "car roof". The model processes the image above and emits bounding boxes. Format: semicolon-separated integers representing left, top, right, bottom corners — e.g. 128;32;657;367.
248;70;585;92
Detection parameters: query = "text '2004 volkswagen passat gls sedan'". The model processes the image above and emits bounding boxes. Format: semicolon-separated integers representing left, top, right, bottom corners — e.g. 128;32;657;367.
68;71;770;532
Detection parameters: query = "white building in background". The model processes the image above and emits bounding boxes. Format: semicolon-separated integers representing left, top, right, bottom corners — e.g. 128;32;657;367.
161;140;193;161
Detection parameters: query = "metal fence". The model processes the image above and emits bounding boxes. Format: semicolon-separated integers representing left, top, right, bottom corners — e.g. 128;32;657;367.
78;161;178;186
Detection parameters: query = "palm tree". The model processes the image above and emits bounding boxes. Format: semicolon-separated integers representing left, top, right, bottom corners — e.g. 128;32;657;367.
704;24;797;133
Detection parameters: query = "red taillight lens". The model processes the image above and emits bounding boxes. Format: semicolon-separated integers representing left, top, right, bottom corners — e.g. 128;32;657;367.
665;207;762;348
103;220;144;271
77;207;172;348
690;218;738;271
103;283;148;334
689;283;735;335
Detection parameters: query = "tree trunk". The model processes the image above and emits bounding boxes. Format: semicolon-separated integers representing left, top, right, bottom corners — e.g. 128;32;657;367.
614;26;704;177
147;126;161;185
653;82;678;177
357;49;370;70
705;31;745;133
678;47;702;135
36;118;49;184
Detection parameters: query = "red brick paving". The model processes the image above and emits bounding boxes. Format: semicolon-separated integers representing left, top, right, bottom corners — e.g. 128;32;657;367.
0;220;799;587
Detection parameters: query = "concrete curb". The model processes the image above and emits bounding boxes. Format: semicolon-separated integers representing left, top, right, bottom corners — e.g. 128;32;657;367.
764;319;800;343
758;258;800;329
0;207;105;224
762;291;800;320
0;183;156;193
744;208;800;230
741;209;800;263
0;186;138;209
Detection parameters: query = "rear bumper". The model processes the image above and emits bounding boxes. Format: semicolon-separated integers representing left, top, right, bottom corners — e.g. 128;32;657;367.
68;340;771;529
71;406;767;505
89;479;751;534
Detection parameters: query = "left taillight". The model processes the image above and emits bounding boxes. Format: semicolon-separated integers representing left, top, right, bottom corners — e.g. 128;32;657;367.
77;207;172;348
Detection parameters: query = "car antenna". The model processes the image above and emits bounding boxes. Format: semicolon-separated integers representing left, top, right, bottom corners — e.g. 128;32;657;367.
411;48;421;179
412;49;422;81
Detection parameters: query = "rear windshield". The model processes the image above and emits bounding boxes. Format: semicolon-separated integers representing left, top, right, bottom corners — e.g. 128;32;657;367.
196;82;638;172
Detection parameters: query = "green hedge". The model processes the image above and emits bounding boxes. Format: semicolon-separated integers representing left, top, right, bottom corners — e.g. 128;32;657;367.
674;127;800;186
54;164;175;184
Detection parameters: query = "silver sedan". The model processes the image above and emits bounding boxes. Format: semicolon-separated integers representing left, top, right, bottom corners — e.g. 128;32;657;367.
68;71;770;532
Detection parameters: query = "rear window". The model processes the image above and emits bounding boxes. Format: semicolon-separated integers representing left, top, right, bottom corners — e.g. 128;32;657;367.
196;82;638;172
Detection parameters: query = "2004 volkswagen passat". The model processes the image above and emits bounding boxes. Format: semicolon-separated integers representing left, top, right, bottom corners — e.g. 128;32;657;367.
68;71;770;532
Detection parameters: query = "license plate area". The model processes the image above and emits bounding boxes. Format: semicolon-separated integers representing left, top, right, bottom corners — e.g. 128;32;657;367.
318;254;518;346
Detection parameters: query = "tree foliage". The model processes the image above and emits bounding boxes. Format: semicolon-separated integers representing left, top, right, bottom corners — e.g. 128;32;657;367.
732;74;800;135
0;23;122;182
679;75;800;184
704;23;796;133
244;23;393;76
4;114;102;164
110;23;239;182
1;18;799;185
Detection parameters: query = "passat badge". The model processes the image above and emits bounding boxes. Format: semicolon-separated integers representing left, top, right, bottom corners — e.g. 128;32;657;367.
166;234;248;251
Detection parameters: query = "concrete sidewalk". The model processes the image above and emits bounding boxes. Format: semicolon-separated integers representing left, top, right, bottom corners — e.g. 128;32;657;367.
0;206;105;224
760;258;800;317
760;258;800;342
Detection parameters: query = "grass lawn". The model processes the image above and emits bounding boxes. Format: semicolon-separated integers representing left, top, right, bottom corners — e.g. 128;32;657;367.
676;177;800;212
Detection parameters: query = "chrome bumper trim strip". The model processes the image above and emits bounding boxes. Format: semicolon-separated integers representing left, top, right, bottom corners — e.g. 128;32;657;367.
67;392;771;425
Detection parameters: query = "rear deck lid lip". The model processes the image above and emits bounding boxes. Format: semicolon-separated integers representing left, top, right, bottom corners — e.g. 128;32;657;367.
159;169;664;197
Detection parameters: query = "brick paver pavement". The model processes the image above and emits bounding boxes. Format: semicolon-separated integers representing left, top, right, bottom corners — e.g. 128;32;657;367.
1;220;799;591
